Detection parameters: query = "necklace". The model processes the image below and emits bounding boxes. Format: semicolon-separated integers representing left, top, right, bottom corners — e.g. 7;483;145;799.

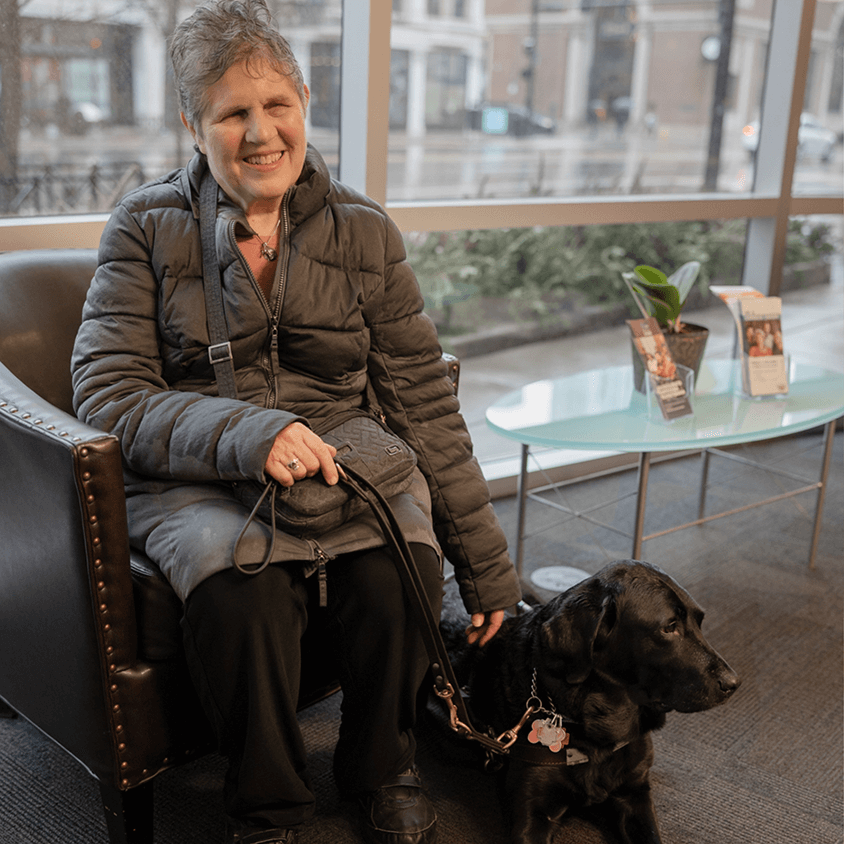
254;218;282;261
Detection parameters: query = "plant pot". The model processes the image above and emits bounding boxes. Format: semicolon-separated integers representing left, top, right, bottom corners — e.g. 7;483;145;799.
632;322;709;393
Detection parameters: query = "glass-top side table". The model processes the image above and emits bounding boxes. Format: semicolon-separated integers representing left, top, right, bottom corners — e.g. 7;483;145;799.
486;359;844;577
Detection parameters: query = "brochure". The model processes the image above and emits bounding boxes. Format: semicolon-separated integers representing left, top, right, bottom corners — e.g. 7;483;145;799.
627;318;693;420
710;285;788;397
738;296;788;396
709;284;766;347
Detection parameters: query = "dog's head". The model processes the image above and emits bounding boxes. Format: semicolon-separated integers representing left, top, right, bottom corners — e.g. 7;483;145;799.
538;560;740;712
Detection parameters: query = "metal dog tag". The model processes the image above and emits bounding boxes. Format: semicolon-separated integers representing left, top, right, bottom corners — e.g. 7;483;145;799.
527;717;569;753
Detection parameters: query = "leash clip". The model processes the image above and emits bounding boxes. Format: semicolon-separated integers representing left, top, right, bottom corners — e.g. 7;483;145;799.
495;704;538;750
430;671;473;737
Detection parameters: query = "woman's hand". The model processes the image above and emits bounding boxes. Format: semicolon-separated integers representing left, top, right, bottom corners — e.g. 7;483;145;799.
265;422;339;488
465;609;506;647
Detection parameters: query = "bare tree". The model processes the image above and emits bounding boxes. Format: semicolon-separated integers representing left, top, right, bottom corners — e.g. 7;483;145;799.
0;0;23;210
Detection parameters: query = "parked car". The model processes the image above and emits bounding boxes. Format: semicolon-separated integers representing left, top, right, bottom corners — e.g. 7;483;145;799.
742;113;838;162
467;103;556;137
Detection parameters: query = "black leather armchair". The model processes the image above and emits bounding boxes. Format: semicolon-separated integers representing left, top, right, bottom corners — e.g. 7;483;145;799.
0;249;459;843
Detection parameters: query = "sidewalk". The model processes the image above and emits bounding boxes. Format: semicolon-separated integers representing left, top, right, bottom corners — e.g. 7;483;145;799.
457;265;844;477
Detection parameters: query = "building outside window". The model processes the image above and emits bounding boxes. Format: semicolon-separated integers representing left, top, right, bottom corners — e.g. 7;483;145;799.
5;0;839;214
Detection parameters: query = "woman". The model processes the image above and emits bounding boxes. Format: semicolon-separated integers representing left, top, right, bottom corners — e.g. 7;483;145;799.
71;2;520;843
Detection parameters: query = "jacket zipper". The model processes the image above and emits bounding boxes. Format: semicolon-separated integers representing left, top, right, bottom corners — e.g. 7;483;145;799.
311;541;331;607
229;218;274;322
265;190;293;410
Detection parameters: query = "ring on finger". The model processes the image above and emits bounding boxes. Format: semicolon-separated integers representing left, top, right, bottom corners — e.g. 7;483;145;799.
287;458;301;471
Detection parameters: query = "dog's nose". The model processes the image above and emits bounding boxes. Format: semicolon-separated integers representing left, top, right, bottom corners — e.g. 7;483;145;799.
718;670;741;695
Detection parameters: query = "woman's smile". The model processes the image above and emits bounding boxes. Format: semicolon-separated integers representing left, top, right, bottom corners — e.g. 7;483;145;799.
244;150;285;167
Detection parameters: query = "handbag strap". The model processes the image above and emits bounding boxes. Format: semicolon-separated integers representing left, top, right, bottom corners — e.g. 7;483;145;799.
199;170;239;401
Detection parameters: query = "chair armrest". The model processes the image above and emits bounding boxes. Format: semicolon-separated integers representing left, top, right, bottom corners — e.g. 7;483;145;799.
0;361;139;782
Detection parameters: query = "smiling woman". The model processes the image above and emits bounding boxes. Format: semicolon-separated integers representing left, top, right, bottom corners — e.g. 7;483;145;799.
68;1;520;842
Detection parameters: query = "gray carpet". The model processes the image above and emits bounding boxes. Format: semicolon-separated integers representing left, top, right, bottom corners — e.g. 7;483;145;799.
0;428;841;844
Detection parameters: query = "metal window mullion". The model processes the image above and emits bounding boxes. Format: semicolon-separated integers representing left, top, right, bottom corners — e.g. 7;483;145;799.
743;0;818;296
339;0;392;206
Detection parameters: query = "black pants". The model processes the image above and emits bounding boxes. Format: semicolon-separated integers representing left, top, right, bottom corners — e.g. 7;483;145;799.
181;543;444;830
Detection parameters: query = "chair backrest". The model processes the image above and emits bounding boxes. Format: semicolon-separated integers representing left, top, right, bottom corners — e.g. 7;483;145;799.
0;248;98;415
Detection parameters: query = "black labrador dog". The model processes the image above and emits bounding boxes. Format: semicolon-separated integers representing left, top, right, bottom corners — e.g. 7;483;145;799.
442;560;740;844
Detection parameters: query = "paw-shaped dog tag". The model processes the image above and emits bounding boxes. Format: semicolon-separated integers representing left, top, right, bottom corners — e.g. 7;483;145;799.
527;718;569;753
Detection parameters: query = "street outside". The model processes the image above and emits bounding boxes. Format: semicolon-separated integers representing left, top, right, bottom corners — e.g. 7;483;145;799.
14;114;844;216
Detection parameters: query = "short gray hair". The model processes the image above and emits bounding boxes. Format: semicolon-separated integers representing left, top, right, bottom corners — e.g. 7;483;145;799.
169;0;306;128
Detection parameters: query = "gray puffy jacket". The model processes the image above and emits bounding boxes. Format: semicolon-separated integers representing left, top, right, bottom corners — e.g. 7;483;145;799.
72;146;520;613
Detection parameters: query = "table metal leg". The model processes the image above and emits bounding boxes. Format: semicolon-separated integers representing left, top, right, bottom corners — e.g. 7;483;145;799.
808;420;836;570
698;448;711;520
515;443;529;582
633;452;651;559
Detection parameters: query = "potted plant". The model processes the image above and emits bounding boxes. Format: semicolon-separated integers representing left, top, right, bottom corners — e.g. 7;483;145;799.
622;261;709;390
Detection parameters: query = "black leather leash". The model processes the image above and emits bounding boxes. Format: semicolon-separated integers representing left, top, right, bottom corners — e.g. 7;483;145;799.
337;465;527;758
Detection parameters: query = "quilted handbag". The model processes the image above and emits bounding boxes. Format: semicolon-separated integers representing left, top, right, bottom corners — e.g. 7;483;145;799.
232;412;417;572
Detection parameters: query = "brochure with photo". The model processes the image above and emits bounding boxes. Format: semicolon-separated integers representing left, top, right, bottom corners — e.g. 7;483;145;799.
710;285;789;397
738;297;788;396
627;318;693;420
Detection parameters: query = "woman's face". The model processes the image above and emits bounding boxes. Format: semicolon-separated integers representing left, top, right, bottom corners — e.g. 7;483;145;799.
183;57;309;215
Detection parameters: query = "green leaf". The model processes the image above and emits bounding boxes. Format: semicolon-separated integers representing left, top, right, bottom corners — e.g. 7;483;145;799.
633;265;668;287
667;261;701;306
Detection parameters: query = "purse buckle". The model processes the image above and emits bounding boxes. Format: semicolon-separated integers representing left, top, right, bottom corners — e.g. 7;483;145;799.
208;342;233;365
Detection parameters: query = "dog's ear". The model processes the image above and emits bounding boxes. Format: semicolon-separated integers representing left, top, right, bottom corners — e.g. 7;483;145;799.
539;578;616;684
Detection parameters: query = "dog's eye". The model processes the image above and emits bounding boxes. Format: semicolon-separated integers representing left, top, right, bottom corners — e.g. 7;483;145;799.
662;621;680;636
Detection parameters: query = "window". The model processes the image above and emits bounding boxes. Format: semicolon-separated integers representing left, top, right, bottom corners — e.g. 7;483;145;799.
404;213;839;463
384;0;840;201
0;0;342;219
0;0;840;479
791;0;844;196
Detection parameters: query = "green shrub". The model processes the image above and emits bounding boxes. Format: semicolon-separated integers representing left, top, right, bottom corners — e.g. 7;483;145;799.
404;218;833;317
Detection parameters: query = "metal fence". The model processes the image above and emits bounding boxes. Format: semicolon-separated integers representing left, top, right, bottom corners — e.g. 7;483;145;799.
0;162;149;217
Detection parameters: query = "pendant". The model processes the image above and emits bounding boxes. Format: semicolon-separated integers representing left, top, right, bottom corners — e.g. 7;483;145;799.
527;717;569;753
260;242;278;262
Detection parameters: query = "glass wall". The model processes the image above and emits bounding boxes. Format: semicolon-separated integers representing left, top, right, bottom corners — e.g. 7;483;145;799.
792;0;844;195
387;0;842;202
1;0;840;216
0;0;840;476
404;213;839;464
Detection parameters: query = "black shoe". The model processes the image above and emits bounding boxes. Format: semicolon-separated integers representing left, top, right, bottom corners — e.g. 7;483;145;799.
358;767;437;844
226;823;299;844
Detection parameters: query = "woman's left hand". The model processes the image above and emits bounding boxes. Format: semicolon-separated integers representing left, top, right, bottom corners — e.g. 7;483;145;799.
465;609;506;647
265;421;339;488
